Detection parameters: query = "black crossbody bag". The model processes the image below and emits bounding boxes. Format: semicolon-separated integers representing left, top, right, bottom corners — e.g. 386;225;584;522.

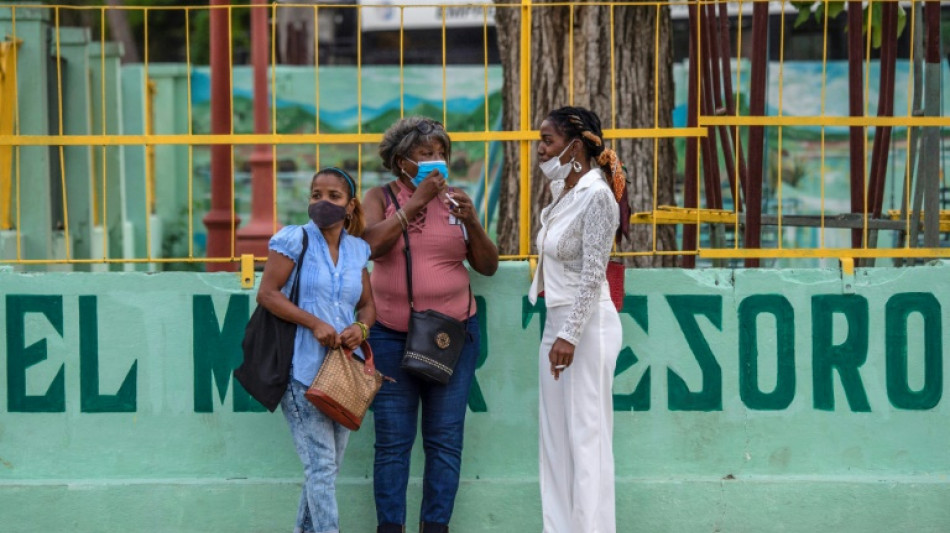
236;228;308;411
385;185;468;385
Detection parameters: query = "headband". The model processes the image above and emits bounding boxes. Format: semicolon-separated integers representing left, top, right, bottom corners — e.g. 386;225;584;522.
319;167;356;197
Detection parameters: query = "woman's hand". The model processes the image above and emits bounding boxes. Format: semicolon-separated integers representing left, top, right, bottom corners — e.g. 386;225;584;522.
445;188;478;226
408;172;446;209
339;324;363;350
548;338;576;381
310;318;341;348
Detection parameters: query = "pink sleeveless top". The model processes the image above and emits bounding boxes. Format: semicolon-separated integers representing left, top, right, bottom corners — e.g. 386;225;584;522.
370;181;476;332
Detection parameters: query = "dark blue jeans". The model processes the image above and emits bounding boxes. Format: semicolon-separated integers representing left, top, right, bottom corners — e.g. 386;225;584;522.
369;316;480;528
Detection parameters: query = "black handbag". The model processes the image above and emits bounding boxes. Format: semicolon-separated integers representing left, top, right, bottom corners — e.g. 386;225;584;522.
235;228;309;412
385;185;468;385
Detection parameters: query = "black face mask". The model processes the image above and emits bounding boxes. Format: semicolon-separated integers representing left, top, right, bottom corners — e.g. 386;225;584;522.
309;201;347;228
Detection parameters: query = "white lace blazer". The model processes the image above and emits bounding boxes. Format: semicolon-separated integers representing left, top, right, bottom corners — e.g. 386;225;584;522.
529;168;619;345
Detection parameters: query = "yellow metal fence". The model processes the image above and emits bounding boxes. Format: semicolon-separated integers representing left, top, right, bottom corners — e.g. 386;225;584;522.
0;1;948;270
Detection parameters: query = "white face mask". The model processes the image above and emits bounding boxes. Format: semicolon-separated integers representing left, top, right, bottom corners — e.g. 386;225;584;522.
539;139;577;181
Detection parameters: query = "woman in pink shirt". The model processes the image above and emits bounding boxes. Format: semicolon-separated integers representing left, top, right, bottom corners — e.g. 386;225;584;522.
362;116;498;533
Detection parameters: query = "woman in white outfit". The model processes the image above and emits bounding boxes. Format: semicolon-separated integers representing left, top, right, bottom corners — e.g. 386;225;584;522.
528;106;627;533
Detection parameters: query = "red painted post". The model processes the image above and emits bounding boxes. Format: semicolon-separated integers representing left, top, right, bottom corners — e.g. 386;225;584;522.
847;1;866;249
236;0;278;260
682;2;700;268
745;3;769;268
203;0;239;272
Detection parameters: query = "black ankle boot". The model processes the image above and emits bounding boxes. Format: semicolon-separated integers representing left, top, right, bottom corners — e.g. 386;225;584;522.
378;524;405;533
420;523;449;533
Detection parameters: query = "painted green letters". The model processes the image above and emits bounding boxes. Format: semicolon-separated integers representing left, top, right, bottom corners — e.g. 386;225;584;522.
193;294;265;412
614;295;651;411
79;295;137;412
468;295;489;413
738;294;795;410
812;295;871;412
885;293;942;410
666;295;723;411
522;294;546;341
5;295;66;412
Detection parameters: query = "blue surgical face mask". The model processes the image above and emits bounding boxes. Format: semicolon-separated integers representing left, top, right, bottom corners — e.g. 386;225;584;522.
404;159;449;186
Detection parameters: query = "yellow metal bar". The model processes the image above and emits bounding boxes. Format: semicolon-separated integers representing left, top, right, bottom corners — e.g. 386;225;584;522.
776;2;786;248
819;0;829;246
98;6;107;256
700;116;950;127
630;207;738;225
272;2;279;232
314;4;320;169
694;0;704;238
185;8;194;260
568;5;573;106
733;0;745;240
357;6;362;130
0;257;253;265
862;0;874;249
12;7;21;259
399;7;404;116
700;248;950;260
144;8;153;264
228;4;236;260
442;6;447;126
357;5;363;193
651;3;660;254
0;39;20;230
840;257;855;276
54;7;71;259
0;127;707;147
482;5;490;227
609;4;615;131
518;0;532;256
903;1;918;239
240;254;255;288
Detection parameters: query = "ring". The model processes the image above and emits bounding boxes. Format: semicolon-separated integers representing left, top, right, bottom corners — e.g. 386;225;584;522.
555;364;567;370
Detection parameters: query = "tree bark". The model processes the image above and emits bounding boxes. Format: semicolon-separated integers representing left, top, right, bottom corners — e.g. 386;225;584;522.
106;0;140;64
493;4;522;255
494;1;677;266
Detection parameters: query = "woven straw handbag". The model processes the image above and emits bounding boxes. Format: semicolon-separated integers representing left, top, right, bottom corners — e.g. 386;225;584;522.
305;341;392;431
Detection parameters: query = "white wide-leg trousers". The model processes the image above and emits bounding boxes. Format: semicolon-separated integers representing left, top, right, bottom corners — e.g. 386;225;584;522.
539;300;621;533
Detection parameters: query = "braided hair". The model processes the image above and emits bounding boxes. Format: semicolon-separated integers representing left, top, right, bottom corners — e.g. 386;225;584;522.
545;106;626;202
546;106;630;244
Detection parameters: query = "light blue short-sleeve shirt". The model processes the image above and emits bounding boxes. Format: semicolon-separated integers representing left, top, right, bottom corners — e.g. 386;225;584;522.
269;221;371;386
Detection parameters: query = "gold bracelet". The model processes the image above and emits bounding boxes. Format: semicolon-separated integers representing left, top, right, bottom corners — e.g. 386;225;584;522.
395;208;409;230
354;321;369;341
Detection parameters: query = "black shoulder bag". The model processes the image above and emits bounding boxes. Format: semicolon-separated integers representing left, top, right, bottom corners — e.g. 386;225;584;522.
235;227;309;411
385;185;468;385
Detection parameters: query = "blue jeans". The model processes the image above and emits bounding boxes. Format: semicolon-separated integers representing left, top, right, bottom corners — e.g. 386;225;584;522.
281;378;350;533
369;316;480;528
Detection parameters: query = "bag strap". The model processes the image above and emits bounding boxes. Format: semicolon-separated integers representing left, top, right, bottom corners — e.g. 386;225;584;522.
289;227;309;306
384;183;416;310
384;183;471;319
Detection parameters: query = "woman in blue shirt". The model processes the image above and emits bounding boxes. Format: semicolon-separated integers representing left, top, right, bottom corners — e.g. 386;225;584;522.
256;167;375;533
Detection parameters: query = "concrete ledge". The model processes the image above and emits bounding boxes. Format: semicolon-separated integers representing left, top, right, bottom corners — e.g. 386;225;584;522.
2;477;949;532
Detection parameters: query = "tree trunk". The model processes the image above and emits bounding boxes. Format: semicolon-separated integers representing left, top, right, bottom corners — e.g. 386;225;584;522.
494;1;677;266
106;0;140;64
493;5;521;255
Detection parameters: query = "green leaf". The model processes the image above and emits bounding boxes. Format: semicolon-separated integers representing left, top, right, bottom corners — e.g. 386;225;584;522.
794;7;812;28
896;6;907;40
826;1;846;21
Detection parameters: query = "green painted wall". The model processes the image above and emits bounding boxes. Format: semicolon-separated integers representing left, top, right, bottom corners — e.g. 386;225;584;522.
1;263;949;532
